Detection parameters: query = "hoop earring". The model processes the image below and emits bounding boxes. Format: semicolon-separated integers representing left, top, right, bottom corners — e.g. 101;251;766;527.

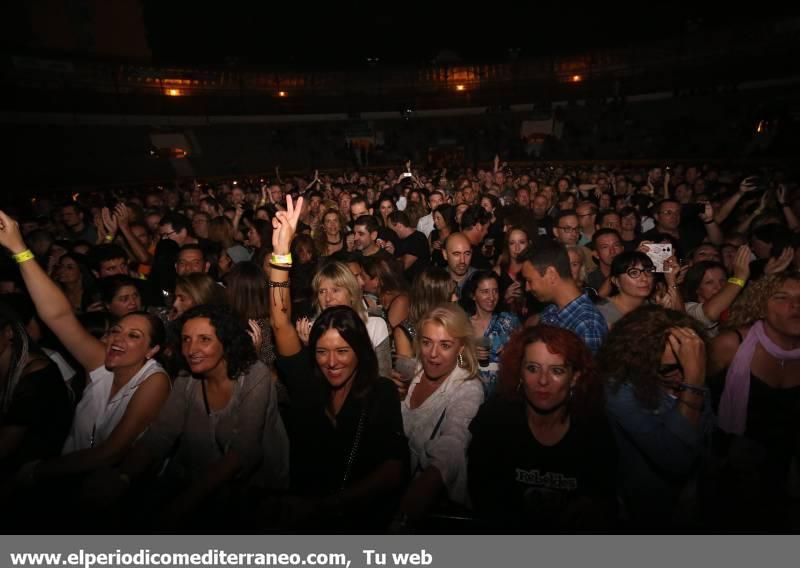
457;352;465;368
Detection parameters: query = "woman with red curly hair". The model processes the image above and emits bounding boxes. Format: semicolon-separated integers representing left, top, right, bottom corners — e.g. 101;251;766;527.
467;325;617;530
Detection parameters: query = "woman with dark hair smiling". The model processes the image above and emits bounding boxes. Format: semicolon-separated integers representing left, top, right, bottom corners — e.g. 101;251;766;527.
93;304;288;530
268;197;408;530
468;325;617;530
0;210;170;492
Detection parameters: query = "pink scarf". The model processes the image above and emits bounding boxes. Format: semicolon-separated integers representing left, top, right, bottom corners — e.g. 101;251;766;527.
718;320;800;434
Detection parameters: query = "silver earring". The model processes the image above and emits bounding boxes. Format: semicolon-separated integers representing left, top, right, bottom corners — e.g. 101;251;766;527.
458;352;465;368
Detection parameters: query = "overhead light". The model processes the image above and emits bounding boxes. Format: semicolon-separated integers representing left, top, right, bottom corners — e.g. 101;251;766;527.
571;75;582;83
166;88;182;96
278;91;287;97
456;84;465;91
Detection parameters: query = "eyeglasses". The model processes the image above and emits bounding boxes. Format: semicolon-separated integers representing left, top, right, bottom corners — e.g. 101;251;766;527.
556;226;580;233
625;266;656;279
159;230;177;240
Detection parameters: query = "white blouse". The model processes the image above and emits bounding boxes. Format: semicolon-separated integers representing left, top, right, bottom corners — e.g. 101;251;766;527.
62;358;166;454
401;365;484;506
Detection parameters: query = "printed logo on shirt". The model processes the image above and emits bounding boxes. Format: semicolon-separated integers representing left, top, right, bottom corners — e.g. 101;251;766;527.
515;468;577;491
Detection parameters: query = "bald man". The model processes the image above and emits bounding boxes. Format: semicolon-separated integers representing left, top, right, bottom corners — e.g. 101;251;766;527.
443;232;477;299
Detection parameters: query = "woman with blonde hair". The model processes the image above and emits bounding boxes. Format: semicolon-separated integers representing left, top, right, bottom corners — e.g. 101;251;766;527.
296;261;392;378
391;303;484;531
394;267;456;358
314;209;347;257
170;273;223;321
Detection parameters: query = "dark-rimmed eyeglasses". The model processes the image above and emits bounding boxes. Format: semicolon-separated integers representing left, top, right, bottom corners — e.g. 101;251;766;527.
625;266;656;279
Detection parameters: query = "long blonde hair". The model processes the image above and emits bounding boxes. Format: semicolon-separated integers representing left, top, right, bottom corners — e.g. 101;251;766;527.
312;261;368;322
416;303;479;379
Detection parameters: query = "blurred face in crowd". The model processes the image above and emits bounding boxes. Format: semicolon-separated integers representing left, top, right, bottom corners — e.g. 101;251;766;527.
720;244;737;273
594;233;623;268
338;193;351;214
692;244;721;264
107;285;142;318
444;235;473;278
674;184;692;204
130;225;151;248
521;341;578;414
553;214;580;246
434;211;448;232
350;202;369;219
532;195;549;218
231;188;245;205
104;314;159;371
309;195;322;216
246;226;261;249
159;223;185;245
507;229;529;261
353;225;377;252
315;328;358;393
345;233;355;252
61;206;83;230
176;249;209;276
346;262;366;291
516;188;530;208
420;321;463;381
317;277;352;310
613;263;655;300
455;204;469;225
599;212;622;232
55;257;81;285
270;185;283;204
567;249;583;283
621;212;638;233
655;202;681;231
192;214;210;239
171;286;196;321
323;212;341;236
480;197;495;217
296;242;314;265
98;257;129;279
145;213;162;233
521;262;554;303
181;317;226;377
429;192;444;211
145;194;163;209
766;279;800;339
576;204;596;231
473;277;500;314
379;200;394;222
696;267;727;303
599;193;612;210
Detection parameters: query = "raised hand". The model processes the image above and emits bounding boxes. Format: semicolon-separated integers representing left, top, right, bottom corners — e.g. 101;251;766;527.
732;245;751;281
295;317;312;346
0;210;27;254
699;202;715;223
101;207;118;236
739;176;758;194
247;319;263;351
765;247;795;276
114;203;130;228
667;327;706;386
271;195;304;254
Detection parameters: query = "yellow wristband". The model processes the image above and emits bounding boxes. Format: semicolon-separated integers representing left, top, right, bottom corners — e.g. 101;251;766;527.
104;234;114;242
12;250;35;264
271;253;292;265
728;277;746;288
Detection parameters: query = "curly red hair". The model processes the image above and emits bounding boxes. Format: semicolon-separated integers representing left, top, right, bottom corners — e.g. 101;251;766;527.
498;325;603;418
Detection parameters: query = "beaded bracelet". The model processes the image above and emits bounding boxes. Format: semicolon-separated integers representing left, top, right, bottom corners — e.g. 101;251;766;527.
267;281;291;289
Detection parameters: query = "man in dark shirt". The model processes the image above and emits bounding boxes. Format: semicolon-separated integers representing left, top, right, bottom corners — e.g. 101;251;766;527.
640;199;722;259
59;203;97;244
388;211;429;283
353;215;392;260
461;205;493;270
